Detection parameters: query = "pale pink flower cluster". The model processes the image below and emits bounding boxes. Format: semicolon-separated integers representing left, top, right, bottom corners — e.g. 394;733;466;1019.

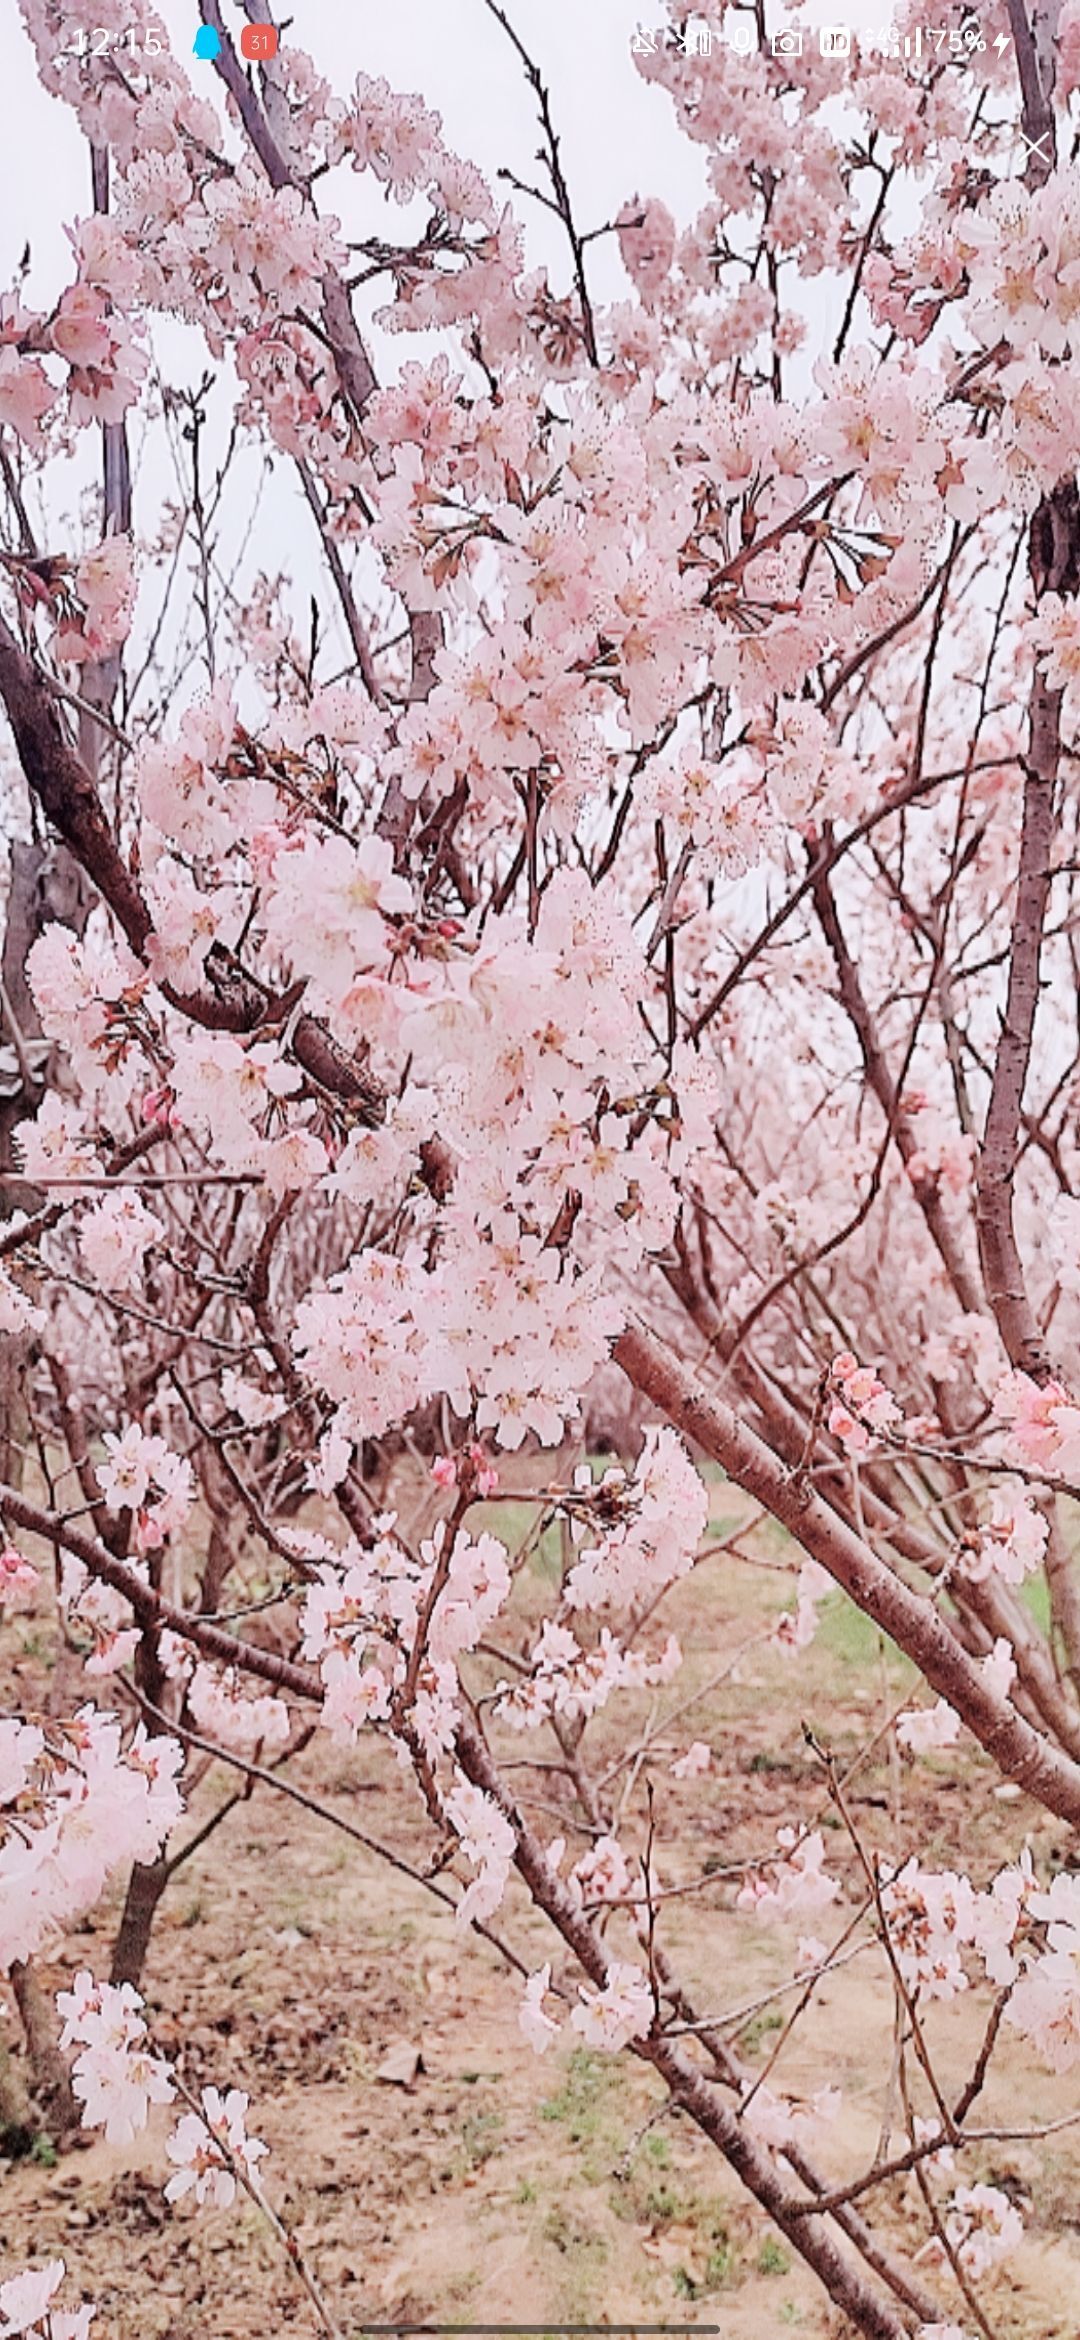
0;1262;45;1339
879;1860;976;1999
55;534;135;665
430;1443;499;1498
898;1633;1019;1758
25;928;142;1092
164;2086;268;2210
0;343;54;449
1004;1872;1080;2070
294;1225;625;1456
961;1479;1048;1588
737;1828;840;1923
298;1525;413;1743
292;1248;454;1445
1061;0;1080;93
443;1777;516;1929
569;1961;654;2051
219;1369;286;1432
638;743;772;877
943;2183;1024;2279
303;1514;507;1736
143;857;242;994
59;1549;144;1678
1;1714;183;1970
50;282;147;425
134;683;255;860
569;1835;633;1908
616;196;677;302
775;1559;833;1652
828;1352;902;1454
262;830;412;1006
896;1701;961;1757
0;2259;95;2340
15;1093;99;1185
959;168;1080;364
57;1971;175;2146
79;1190;164;1294
670;1740;712;1779
492;1621;682;1730
564;1427;709;1608
994;1370;1080;1479
187;1666;291;1764
902;1096;976;1197
168;1029;329;1198
0;1545;37;1604
338;73;476;209
442;1231;627;1453
519;1963;561;2055
95;1423;194;1555
425;1528;512;1666
742;2083;842;2156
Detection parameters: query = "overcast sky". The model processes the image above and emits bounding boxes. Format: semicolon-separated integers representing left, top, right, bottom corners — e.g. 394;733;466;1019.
0;0;962;721
1;0;895;300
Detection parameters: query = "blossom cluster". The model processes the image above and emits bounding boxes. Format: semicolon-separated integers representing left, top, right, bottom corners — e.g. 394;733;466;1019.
0;1713;183;1970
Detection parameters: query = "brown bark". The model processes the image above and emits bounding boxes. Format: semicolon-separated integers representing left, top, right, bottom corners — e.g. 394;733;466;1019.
665;1251;1080;1758
0;614;385;1126
975;8;1076;1373
613;1319;1080;1825
11;1961;79;2140
973;613;1063;1379
110;1857;170;1992
0;2035;35;2156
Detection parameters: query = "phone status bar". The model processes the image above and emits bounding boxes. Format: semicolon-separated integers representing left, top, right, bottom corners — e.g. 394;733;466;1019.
630;18;1012;60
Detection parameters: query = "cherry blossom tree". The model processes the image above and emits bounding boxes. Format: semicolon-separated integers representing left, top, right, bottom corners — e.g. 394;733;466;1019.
6;0;1080;2333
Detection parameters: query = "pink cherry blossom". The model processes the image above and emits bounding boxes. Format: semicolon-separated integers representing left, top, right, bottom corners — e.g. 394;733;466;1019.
943;2184;1024;2279
0;1546;37;1603
164;2087;268;2210
896;1701;961;1757
519;1965;561;2055
569;1961;653;2052
737;1828;840;1923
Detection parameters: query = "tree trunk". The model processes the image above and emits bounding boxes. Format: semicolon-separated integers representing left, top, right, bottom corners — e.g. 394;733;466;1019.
109;1856;170;1991
0;2035;35;2158
11;1961;79;2140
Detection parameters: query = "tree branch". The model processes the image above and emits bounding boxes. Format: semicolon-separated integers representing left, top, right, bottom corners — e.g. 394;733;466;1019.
613;1319;1080;1826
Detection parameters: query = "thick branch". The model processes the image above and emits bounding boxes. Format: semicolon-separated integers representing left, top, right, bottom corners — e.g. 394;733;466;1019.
613;1320;1080;1826
0;1486;317;1701
0;614;385;1125
975;477;1080;1376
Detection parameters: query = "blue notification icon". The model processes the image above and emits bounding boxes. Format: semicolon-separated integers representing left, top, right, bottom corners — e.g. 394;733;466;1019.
193;24;222;57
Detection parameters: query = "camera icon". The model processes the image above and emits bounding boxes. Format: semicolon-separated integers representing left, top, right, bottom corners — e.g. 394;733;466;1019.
770;25;803;54
818;23;851;52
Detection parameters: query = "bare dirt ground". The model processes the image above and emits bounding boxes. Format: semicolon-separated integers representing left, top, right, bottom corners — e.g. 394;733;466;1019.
4;1464;1080;2338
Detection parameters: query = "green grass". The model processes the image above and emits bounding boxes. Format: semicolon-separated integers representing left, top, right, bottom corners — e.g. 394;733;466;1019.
1022;1570;1052;1636
541;2201;610;2264
539;2049;620;2146
815;1593;912;1674
458;2107;505;2170
737;2009;785;2058
474;1494;564;1582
